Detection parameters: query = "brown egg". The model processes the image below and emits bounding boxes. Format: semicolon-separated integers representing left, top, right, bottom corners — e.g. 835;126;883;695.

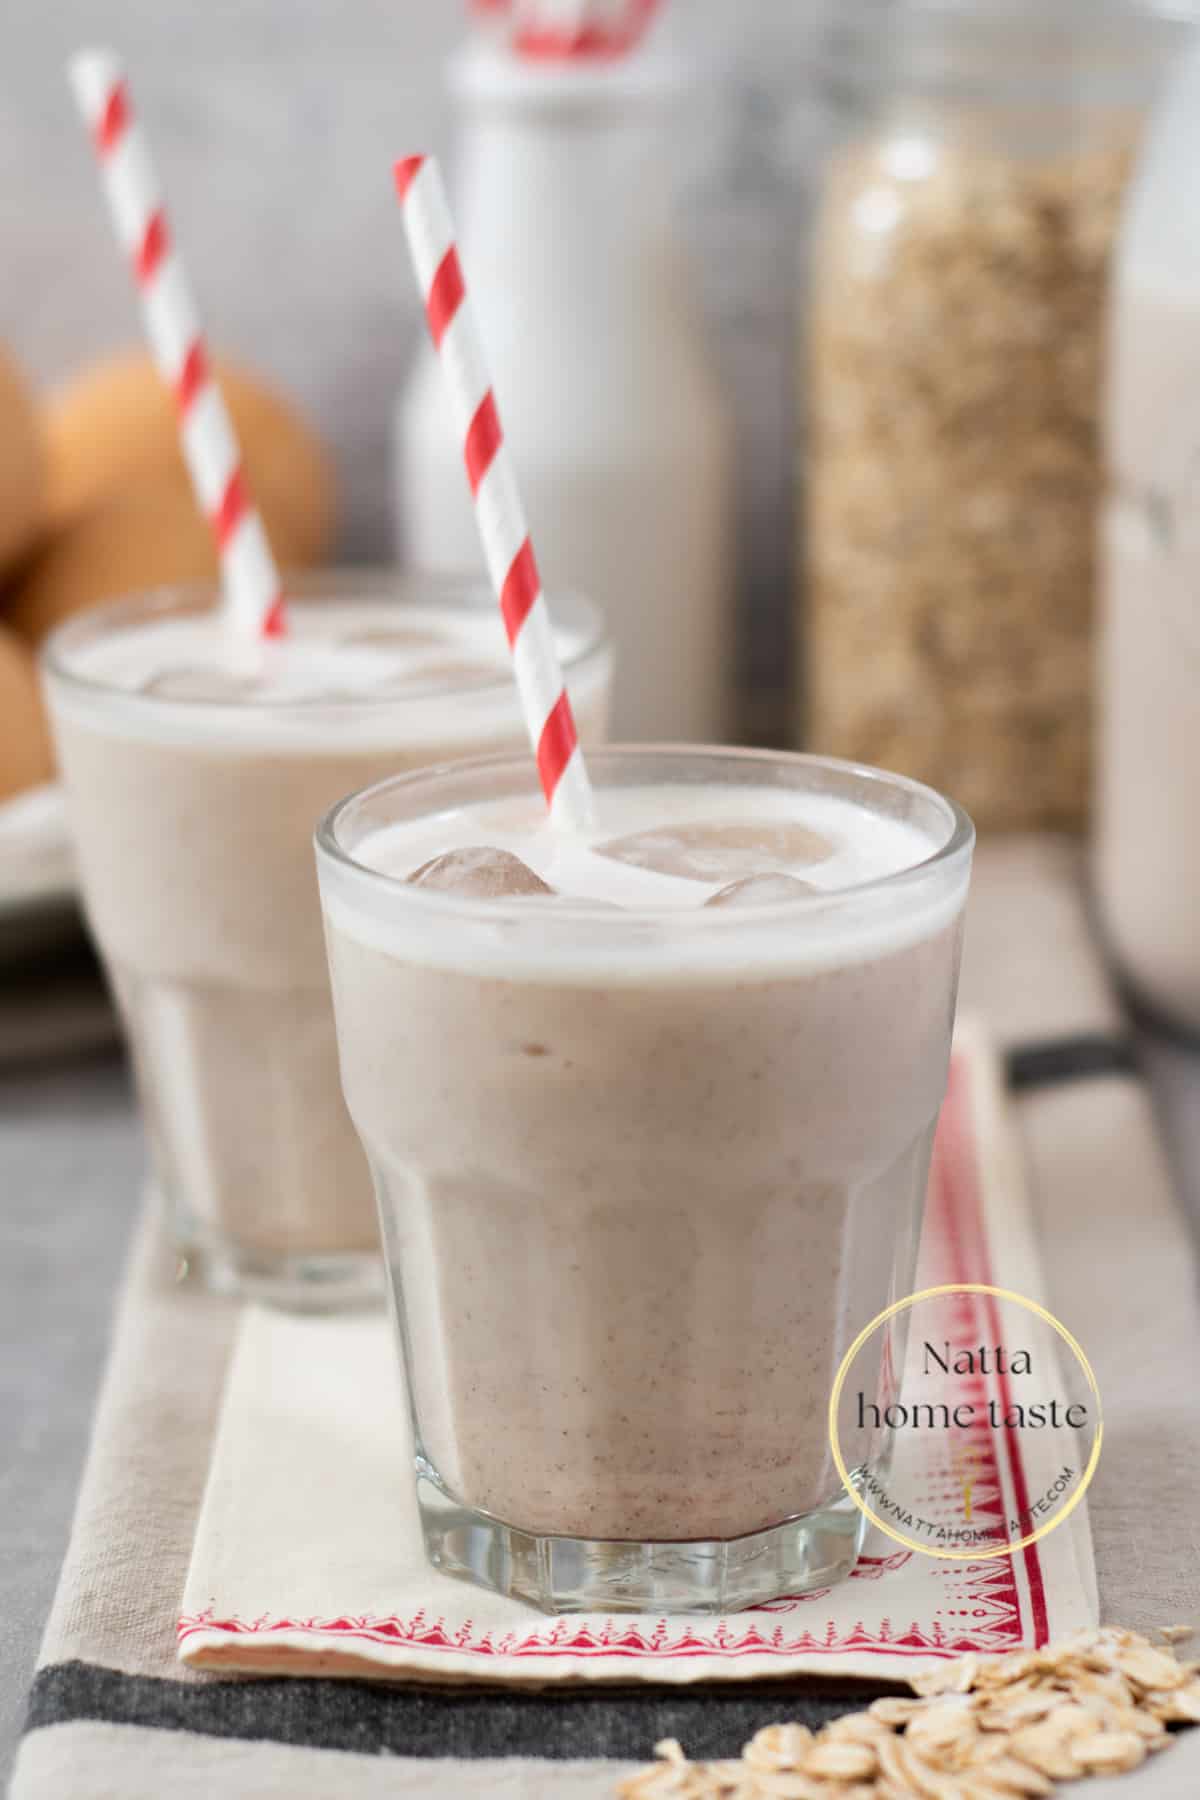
7;482;242;645
0;622;54;800
0;349;45;578
43;348;337;565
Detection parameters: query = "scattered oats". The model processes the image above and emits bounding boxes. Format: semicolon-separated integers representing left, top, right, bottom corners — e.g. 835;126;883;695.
617;1626;1200;1798
1006;1722;1083;1783
973;1687;1058;1731
911;1656;979;1698
868;1695;925;1726
615;1738;723;1799
805;1740;878;1780
743;1723;815;1770
905;1698;979;1765
1159;1624;1195;1645
738;1773;817;1799
975;1652;1041;1690
1114;1644;1187;1691
1146;1680;1200;1724
962;1753;1052;1796
823;1712;892;1745
964;1785;1051;1800
874;1733;936;1797
967;1734;1015;1767
1069;1667;1135;1712
1069;1730;1147;1773
1041;1699;1102;1743
900;1732;998;1800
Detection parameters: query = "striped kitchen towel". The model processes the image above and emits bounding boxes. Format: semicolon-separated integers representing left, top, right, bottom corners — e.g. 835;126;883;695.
11;837;1200;1797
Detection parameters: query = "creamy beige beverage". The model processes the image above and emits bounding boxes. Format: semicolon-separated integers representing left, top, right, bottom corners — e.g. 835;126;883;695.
43;576;610;1306
317;748;973;1610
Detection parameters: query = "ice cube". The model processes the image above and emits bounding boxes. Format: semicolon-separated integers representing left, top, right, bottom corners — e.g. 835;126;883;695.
594;820;834;883
406;847;554;899
704;873;821;908
137;665;259;702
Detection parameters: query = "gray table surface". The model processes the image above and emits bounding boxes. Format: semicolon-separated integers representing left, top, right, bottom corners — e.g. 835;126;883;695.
2;1026;1199;1789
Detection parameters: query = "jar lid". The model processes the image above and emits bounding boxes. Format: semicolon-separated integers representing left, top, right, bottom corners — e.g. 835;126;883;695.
450;34;687;109
822;0;1200;104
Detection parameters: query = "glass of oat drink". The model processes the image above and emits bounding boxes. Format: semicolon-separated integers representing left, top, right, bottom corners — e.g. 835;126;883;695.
42;573;611;1309
316;745;973;1611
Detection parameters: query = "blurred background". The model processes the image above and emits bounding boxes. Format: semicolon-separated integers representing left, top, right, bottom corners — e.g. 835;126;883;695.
0;0;813;602
2;0;1200;1022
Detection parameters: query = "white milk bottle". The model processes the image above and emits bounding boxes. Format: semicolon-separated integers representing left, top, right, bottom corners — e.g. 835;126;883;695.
393;34;734;742
1097;29;1200;1033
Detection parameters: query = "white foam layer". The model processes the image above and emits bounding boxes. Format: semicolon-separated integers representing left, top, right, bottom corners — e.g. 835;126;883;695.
325;782;968;983
47;601;607;753
358;785;933;905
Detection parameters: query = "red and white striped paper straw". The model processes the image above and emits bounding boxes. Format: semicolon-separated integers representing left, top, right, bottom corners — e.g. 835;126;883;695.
395;154;593;829
69;50;286;643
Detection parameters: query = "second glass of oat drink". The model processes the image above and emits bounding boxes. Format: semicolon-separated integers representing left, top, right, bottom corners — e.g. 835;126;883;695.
43;574;610;1307
311;157;975;1611
49;62;615;1310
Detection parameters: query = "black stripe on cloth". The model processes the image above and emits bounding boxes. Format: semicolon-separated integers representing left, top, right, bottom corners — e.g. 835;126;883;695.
26;1661;899;1762
1005;1033;1140;1092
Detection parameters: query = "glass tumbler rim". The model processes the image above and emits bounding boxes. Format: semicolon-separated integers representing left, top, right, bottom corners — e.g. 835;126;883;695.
39;568;609;718
315;743;975;936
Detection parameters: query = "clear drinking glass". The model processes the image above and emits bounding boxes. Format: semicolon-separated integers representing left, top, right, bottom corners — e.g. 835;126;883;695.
42;573;611;1309
316;746;973;1611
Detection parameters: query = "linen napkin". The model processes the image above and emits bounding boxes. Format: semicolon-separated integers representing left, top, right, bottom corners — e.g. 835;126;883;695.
177;1021;1097;1687
13;838;1200;1800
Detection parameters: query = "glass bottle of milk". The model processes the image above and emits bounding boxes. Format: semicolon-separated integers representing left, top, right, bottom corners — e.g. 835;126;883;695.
1097;27;1200;1034
393;35;734;743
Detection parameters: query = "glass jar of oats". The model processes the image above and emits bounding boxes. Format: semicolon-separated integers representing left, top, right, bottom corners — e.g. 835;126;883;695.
804;1;1195;831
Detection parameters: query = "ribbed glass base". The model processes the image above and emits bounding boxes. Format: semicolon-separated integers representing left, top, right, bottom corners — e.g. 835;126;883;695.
180;1227;384;1312
416;1458;868;1616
